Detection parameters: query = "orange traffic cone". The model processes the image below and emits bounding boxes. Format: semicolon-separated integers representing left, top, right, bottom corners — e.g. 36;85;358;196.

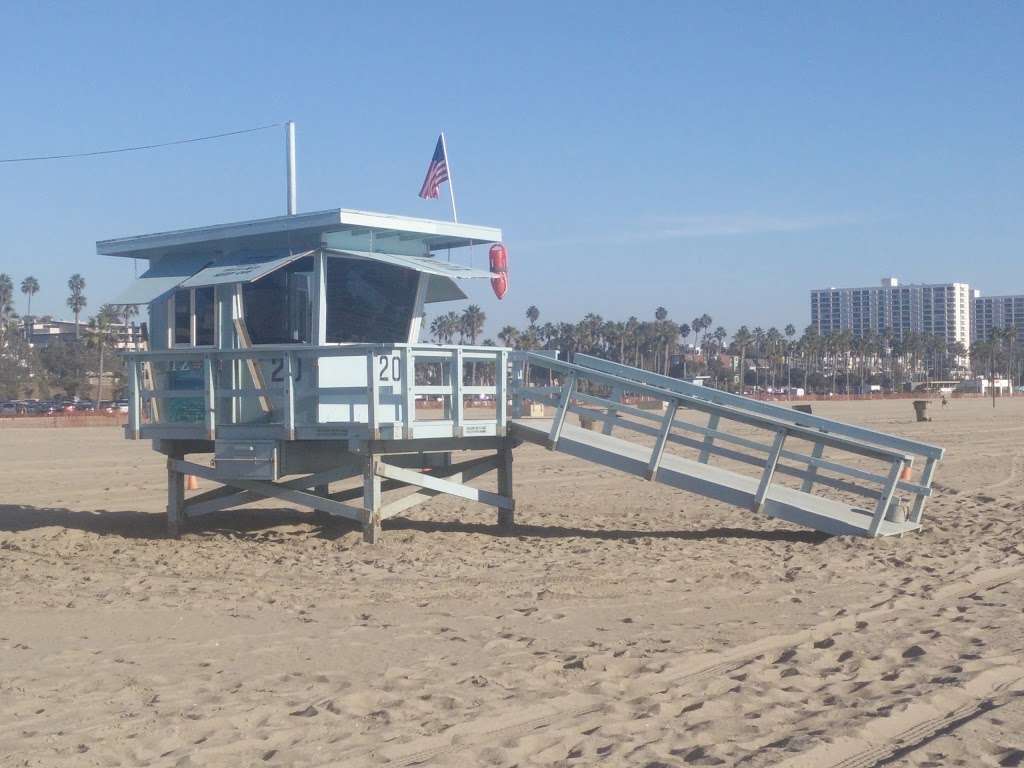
186;474;199;491
900;466;912;481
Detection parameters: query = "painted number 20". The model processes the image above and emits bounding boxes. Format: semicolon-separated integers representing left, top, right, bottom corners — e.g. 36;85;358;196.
378;355;401;382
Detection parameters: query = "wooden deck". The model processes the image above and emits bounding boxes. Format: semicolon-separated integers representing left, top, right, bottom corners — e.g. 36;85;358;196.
510;418;920;538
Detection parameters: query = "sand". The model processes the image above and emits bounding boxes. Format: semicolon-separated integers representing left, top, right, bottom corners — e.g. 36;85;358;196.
1;397;1023;767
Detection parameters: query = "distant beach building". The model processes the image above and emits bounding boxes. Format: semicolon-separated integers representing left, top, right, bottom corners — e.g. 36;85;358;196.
810;277;973;347
28;318;144;350
972;293;1024;343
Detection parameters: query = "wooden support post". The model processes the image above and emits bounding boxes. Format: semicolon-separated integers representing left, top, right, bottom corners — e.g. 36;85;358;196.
495;349;508;436
602;385;624;436
909;457;936;524
548;372;577;449
801;440;825;493
128;359;141;439
285;353;296;441
869;460;904;536
366;352;380;440
497;441;515;529
646;399;679;480
166;450;185;538
452;347;464;437
697;413;720;463
203;357;216;441
753;429;787;514
510;355;525;418
363;455;382;544
401;347;415;439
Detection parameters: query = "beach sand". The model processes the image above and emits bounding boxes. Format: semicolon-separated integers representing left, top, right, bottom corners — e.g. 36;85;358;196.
2;397;1023;767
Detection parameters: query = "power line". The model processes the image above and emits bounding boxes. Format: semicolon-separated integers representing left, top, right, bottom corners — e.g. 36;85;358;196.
0;122;283;164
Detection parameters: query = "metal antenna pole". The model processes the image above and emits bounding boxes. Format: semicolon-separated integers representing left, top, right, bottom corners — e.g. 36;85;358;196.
286;121;297;215
440;131;457;223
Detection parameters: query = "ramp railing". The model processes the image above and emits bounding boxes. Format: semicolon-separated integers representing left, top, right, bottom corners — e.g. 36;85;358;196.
510;352;943;535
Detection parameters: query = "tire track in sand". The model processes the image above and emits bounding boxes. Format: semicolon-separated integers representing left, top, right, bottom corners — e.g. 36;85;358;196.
344;563;1024;766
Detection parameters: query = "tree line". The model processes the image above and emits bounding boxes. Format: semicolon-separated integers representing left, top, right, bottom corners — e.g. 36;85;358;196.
431;304;1021;394
3;272;1020;400
0;272;134;400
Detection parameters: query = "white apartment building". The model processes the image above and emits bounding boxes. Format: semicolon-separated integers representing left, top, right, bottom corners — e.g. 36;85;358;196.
972;293;1024;343
810;278;972;346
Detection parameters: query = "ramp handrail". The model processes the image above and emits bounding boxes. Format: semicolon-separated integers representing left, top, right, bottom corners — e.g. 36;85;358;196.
574;353;944;461
510;352;942;535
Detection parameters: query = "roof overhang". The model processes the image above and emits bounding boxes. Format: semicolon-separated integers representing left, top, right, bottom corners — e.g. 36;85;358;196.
97;209;502;261
109;253;213;305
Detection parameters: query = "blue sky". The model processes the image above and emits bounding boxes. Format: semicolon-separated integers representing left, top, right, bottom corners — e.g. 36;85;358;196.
1;1;1021;338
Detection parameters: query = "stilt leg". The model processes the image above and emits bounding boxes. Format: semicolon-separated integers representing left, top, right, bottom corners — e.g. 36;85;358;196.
166;453;185;538
313;484;331;523
497;442;515;530
362;456;382;544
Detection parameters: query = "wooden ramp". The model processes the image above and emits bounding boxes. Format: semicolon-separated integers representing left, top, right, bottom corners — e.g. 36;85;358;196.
511;418;916;537
510;353;944;539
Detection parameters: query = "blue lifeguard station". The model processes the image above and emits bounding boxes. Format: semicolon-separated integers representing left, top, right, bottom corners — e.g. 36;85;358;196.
103;206;943;542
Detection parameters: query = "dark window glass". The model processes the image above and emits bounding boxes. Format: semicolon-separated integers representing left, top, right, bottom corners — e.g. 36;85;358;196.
242;257;313;345
173;289;191;345
325;257;418;343
195;287;215;346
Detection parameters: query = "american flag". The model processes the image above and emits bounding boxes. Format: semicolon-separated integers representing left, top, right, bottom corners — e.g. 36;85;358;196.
418;135;450;199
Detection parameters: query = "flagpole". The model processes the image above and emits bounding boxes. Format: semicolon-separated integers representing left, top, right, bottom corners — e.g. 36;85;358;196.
440;131;458;223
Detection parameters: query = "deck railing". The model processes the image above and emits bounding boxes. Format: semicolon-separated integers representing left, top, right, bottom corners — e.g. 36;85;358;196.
122;343;508;442
510;351;944;535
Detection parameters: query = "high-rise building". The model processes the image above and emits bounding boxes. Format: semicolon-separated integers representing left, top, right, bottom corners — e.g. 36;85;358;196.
973;293;1024;342
810;278;973;346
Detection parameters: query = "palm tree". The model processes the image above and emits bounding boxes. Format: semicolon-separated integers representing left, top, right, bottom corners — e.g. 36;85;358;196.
0;274;15;348
461;304;486;345
526;305;540;327
679;322;691;351
732;326;753;392
1003;326;1018;392
67;274;87;340
0;273;13;319
712;326;727;348
691;316;705;352
497;325;520;348
752;327;765;391
118;303;139;332
88;305;120;405
784;324;796;395
699;313;712;349
21;276;40;322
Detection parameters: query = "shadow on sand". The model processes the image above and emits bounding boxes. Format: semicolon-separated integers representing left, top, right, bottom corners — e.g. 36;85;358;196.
0;504;829;545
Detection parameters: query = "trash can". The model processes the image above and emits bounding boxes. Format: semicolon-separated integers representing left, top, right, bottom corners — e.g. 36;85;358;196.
912;400;930;422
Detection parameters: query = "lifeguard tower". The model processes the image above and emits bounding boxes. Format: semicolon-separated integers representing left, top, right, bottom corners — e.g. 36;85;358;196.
104;210;944;543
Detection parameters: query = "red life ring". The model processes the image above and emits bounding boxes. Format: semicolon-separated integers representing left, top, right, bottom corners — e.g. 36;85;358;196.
489;243;508;300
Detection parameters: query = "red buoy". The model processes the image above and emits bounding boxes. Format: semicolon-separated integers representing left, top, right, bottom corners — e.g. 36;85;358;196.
489;243;509;300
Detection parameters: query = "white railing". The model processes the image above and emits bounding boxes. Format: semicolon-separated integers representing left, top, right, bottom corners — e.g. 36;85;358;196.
122;343;508;442
510;351;943;534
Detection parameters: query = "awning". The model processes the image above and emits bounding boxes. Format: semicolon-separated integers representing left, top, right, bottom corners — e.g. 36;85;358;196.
111;254;212;305
179;249;315;288
324;248;492;304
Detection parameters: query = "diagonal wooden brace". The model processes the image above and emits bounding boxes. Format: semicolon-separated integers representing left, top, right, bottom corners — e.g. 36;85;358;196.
171;459;365;522
373;460;514;511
